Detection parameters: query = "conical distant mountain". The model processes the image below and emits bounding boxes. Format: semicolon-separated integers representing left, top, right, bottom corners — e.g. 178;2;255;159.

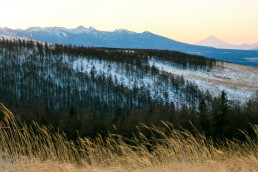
197;36;238;49
1;27;258;67
197;36;258;50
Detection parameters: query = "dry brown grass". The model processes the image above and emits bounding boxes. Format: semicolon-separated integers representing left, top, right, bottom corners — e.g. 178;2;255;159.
0;103;257;172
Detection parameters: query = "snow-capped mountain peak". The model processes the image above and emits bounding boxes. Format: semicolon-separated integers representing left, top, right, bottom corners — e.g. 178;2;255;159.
26;27;43;31
197;36;258;50
76;25;87;30
113;28;134;34
203;36;220;42
197;36;235;49
69;26;97;34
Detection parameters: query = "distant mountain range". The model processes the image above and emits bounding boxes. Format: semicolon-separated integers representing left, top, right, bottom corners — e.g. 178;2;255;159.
197;36;258;50
0;26;213;51
1;26;258;67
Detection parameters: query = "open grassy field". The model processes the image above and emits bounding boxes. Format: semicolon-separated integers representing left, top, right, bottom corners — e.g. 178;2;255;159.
0;103;257;172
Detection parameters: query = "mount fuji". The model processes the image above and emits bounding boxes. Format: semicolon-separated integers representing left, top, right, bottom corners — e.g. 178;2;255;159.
197;36;258;50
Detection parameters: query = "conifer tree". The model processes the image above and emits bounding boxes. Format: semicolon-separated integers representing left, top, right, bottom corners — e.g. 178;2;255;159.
214;90;229;139
197;99;209;135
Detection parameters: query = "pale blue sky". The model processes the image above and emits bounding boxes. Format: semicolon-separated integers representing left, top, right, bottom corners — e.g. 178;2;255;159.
1;0;258;44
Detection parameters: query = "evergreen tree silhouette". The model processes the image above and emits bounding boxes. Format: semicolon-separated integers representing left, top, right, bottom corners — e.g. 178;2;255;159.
214;90;229;139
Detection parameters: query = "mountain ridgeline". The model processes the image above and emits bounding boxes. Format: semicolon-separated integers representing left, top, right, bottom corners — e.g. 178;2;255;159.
0;39;257;140
1;27;258;67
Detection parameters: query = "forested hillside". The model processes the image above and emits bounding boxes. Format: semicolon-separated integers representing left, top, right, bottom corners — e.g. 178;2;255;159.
0;39;257;140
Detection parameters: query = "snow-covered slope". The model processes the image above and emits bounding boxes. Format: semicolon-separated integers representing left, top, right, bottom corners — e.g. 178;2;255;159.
70;55;257;103
71;58;181;104
1;38;257;115
60;56;258;103
150;59;258;101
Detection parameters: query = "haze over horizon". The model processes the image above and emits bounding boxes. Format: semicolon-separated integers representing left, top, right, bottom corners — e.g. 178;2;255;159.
1;0;258;44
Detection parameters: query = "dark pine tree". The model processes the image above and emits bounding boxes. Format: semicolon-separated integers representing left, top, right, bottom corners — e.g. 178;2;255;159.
197;99;209;135
213;90;229;139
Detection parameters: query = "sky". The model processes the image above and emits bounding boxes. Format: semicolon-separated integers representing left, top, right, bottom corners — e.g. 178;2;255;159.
1;0;258;44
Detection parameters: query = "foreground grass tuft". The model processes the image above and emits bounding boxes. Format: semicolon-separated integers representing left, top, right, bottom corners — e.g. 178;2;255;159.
0;103;257;171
